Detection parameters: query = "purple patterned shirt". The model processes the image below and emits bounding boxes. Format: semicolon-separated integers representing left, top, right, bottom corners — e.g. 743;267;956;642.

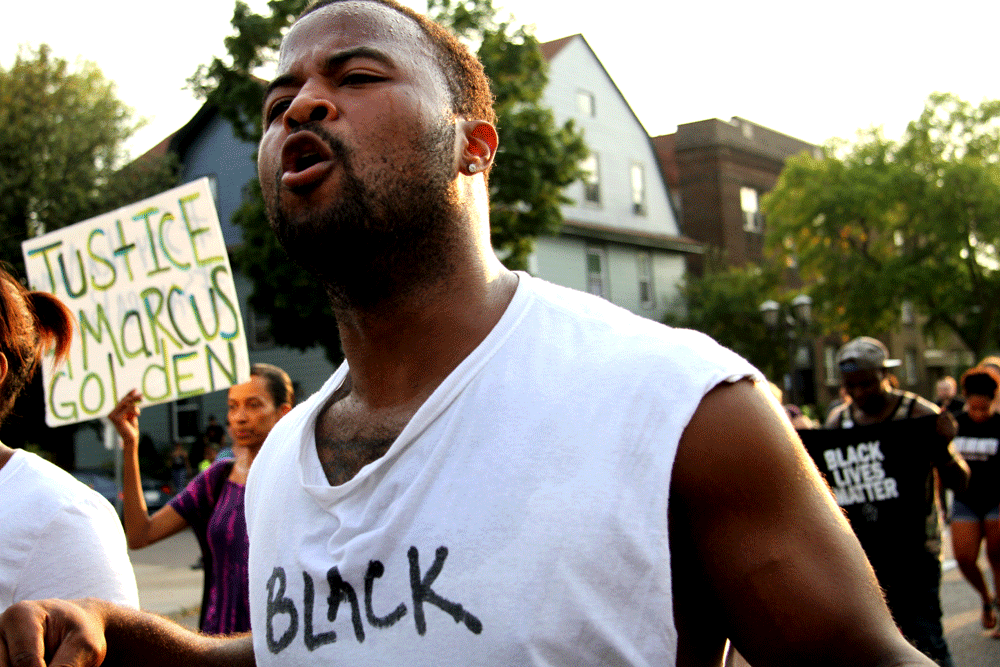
169;459;250;634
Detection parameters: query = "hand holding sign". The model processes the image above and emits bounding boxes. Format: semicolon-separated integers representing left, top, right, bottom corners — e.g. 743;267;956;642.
107;389;142;448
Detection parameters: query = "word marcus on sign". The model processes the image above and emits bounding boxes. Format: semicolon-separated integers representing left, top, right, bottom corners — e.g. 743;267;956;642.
22;178;251;426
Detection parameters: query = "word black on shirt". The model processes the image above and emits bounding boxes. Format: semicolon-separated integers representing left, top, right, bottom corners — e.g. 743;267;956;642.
265;545;483;654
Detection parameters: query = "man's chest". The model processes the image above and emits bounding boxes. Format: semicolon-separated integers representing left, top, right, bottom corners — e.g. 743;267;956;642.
314;399;416;486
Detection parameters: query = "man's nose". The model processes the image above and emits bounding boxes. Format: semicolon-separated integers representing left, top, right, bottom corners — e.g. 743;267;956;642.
285;90;338;130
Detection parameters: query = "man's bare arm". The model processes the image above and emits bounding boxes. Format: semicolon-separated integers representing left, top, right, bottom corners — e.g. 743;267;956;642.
0;599;253;667
911;398;970;493
670;379;932;666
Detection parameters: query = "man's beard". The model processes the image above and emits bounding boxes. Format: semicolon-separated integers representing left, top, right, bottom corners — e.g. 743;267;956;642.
267;121;459;311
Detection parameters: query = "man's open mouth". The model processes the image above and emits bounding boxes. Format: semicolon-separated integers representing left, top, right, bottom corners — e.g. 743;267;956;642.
281;132;336;189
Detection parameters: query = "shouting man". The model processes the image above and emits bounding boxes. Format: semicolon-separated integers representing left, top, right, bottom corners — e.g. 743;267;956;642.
0;2;939;665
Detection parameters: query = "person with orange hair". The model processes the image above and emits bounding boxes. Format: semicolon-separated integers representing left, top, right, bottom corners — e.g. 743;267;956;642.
0;267;138;609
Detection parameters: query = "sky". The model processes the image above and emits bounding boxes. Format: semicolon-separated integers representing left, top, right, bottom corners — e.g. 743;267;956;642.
4;0;997;159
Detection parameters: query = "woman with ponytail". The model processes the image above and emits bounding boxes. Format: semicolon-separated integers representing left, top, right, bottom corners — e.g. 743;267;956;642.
0;266;138;608
950;365;1000;637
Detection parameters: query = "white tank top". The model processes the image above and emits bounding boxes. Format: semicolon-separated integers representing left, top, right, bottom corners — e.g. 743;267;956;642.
246;273;760;666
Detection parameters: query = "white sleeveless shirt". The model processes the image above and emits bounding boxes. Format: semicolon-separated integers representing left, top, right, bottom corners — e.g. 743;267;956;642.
246;273;759;666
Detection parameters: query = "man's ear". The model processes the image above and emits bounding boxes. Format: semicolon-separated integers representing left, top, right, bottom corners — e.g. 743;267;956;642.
0;352;7;387
460;120;498;176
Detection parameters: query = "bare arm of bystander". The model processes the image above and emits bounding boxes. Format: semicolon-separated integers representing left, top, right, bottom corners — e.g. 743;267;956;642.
670;379;934;666
108;390;190;549
0;598;253;667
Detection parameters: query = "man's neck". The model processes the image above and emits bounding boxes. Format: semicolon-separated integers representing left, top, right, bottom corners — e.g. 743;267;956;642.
0;442;14;472
333;267;518;410
852;390;902;425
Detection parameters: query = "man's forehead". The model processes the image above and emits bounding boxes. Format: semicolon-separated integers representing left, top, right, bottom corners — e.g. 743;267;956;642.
278;1;428;69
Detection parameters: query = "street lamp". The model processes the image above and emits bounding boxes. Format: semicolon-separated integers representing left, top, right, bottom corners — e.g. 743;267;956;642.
759;295;814;406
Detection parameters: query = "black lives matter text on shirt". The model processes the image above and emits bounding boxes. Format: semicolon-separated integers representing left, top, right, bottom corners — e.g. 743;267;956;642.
264;545;482;654
799;415;939;558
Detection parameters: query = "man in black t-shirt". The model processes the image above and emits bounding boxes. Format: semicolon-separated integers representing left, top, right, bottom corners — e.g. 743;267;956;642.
814;337;969;667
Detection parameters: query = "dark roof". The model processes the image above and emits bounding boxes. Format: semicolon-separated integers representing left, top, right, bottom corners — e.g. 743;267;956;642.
538;34;577;61
560;219;702;255
650;134;678;188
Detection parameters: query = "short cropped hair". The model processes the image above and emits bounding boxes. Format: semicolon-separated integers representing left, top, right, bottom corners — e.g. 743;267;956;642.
251;363;295;408
298;0;496;126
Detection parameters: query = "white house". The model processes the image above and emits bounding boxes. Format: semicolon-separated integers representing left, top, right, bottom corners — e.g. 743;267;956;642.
534;35;700;321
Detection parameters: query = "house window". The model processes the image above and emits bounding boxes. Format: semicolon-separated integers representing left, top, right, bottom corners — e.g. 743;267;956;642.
824;344;839;387
251;309;275;349
901;301;915;326
904;348;919;386
741;186;763;232
637;251;653;310
586;245;609;298
581;153;601;204
631;163;647;216
171;398;201;445
577;90;596;117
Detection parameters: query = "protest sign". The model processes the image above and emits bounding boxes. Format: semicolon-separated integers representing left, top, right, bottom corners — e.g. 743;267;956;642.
22;177;250;426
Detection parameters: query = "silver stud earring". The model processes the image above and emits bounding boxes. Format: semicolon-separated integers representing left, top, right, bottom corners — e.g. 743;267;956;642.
468;164;478;174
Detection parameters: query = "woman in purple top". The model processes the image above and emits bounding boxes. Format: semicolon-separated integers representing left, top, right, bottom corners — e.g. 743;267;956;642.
109;363;293;634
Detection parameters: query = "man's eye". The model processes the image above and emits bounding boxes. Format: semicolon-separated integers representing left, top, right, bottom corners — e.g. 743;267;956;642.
266;99;291;124
341;73;382;86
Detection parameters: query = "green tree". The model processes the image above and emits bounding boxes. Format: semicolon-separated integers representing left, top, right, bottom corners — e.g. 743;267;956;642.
763;92;1000;359
0;45;177;274
0;45;177;466
427;0;589;266
190;0;587;362
663;258;788;385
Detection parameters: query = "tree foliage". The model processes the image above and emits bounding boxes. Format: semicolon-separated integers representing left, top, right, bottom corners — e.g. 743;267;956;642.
190;0;587;362
0;45;177;274
0;45;177;464
663;257;788;384
427;0;588;266
763;92;1000;359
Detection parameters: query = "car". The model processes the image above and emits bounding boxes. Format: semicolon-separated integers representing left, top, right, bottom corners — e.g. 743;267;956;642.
69;470;119;507
142;477;173;513
69;470;173;514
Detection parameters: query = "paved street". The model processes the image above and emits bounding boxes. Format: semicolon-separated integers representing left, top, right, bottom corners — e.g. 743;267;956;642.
128;527;202;629
941;553;1000;666
131;526;1000;663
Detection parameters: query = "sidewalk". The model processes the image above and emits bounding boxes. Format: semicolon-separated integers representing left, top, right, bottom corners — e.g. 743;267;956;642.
129;527;202;628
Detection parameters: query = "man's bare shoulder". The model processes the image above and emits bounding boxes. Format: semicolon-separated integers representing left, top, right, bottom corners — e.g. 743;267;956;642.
825;401;850;428
900;390;940;418
671;379;928;665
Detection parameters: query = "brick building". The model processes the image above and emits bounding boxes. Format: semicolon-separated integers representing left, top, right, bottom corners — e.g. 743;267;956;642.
654;117;973;405
653;117;818;276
